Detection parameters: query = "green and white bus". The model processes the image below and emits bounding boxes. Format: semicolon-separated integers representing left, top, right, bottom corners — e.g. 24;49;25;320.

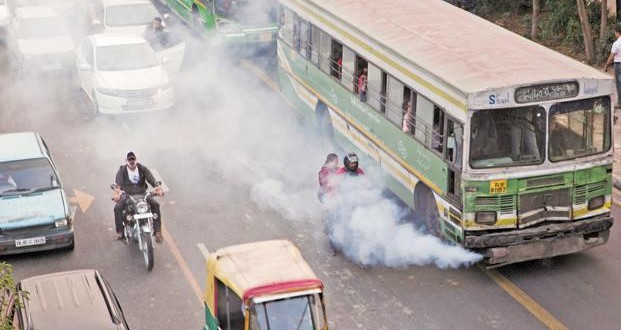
277;0;614;267
160;0;278;45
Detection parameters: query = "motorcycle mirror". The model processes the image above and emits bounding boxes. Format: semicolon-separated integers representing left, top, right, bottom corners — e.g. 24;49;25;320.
110;183;117;190
155;181;162;187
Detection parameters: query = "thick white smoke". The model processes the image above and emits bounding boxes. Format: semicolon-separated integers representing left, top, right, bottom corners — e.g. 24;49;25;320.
321;176;483;269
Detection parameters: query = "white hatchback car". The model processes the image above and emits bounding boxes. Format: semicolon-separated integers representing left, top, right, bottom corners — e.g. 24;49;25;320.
7;6;74;74
87;0;166;35
76;33;183;114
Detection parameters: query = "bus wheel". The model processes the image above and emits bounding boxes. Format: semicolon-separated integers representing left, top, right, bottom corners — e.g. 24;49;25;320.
416;185;440;236
316;101;333;140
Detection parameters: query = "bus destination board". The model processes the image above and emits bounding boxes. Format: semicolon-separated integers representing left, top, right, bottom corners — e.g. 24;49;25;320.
515;81;579;104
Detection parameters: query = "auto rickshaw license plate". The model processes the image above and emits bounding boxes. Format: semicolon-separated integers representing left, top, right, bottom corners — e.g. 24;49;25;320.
490;180;507;194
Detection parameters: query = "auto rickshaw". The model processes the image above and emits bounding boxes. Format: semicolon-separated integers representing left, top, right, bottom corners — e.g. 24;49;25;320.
202;240;328;330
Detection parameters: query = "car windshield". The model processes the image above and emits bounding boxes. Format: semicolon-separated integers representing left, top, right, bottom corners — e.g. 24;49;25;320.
96;43;158;71
249;294;325;330
17;16;68;39
106;3;158;27
549;96;611;162
215;0;276;24
0;158;59;196
469;106;546;168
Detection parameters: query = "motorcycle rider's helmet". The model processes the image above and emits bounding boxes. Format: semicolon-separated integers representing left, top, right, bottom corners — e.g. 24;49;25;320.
344;152;359;172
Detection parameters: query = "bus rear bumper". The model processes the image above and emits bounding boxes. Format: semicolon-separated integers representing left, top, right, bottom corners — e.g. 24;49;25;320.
464;217;613;268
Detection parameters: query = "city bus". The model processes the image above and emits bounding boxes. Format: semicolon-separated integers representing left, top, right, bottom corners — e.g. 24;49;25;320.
160;0;278;46
276;0;614;267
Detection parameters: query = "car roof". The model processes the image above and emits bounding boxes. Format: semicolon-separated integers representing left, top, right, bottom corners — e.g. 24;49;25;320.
209;240;321;299
90;33;149;47
15;5;59;19
0;132;45;162
19;269;123;330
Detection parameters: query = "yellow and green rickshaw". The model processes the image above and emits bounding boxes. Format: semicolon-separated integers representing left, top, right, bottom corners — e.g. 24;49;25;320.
203;240;328;330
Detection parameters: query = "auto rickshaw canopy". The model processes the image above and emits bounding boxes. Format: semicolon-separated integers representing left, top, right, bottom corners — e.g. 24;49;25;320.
207;240;323;301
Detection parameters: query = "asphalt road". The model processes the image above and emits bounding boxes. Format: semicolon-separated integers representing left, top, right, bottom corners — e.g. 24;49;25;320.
1;11;621;330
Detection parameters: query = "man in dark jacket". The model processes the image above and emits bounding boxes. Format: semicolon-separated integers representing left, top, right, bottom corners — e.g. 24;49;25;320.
112;151;164;243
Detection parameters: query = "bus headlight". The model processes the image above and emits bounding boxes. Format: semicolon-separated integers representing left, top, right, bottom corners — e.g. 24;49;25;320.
55;219;68;228
588;196;605;210
136;202;149;214
475;211;497;225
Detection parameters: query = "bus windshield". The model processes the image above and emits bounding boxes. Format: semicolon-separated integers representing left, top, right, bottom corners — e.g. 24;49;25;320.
215;0;276;24
549;96;610;162
249;293;325;330
470;106;546;168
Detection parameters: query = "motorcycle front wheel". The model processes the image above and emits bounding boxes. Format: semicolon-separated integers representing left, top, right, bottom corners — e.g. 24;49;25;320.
140;231;154;271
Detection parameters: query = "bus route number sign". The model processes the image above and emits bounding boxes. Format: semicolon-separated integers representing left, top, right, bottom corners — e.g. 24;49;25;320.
515;81;579;104
490;179;507;194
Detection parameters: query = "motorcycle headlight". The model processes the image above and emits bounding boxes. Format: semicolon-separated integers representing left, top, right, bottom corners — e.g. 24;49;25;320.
136;202;149;214
55;219;68;228
96;87;118;96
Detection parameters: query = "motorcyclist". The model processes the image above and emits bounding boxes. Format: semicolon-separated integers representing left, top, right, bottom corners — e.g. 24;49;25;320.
336;152;365;176
112;151;164;243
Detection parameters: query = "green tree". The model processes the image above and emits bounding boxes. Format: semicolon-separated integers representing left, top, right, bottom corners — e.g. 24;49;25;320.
0;263;19;330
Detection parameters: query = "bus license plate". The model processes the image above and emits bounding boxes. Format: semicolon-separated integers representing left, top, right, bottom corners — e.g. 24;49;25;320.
15;236;46;247
490;180;507;194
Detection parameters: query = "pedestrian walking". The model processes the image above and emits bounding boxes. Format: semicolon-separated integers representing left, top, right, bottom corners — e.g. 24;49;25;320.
604;23;621;108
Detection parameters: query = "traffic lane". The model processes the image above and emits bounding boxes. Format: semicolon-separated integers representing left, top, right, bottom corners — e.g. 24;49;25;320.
498;207;621;330
154;80;545;329
1;79;203;329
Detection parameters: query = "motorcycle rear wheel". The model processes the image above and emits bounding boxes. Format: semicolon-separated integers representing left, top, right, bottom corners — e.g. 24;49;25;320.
141;231;154;271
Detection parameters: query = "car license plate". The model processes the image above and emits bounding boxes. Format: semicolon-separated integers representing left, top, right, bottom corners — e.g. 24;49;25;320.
133;213;152;220
259;32;273;42
15;236;46;247
126;99;153;108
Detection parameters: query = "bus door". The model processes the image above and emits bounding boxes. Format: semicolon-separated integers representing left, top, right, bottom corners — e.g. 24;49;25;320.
444;117;463;206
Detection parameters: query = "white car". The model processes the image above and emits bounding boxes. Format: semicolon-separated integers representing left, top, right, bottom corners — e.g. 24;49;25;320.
7;6;74;75
87;0;166;35
76;33;183;114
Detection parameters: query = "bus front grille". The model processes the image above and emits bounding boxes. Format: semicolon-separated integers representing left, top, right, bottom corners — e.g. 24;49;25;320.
518;188;571;228
573;181;607;205
474;195;515;215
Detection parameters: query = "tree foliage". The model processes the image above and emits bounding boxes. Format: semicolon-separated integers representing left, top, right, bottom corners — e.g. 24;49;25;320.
0;263;18;330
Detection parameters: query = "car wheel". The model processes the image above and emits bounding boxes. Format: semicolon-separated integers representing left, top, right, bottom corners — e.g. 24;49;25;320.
66;238;75;252
90;90;99;114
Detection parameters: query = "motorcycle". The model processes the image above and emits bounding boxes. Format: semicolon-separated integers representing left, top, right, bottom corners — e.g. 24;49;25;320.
111;184;160;271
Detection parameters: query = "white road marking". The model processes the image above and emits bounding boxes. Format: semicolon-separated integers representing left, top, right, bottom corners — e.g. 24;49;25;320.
197;243;210;261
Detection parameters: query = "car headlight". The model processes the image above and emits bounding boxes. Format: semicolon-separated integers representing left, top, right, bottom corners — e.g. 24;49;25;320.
96;87;118;96
588;196;605;210
136;202;149;214
475;211;497;225
55;219;68;228
157;82;170;93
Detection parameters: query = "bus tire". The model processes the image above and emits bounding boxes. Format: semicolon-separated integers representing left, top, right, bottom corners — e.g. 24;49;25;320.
415;184;440;236
316;101;333;140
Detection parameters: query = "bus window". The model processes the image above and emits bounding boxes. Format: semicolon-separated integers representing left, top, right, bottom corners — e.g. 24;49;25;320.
341;46;356;91
279;6;295;47
310;25;320;65
470;106;545;168
367;62;382;111
446;119;463;166
319;30;332;75
549;96;611;162
329;41;342;79
355;57;368;101
414;95;433;145
402;88;416;135
432;106;445;153
386;75;405;126
297;18;309;57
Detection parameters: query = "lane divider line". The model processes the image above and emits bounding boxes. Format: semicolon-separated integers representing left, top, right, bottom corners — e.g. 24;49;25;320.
162;225;203;305
243;56;570;330
479;265;569;330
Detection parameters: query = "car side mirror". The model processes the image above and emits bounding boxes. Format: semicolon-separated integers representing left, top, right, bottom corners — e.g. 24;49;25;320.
78;62;92;71
161;57;169;65
91;18;102;29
